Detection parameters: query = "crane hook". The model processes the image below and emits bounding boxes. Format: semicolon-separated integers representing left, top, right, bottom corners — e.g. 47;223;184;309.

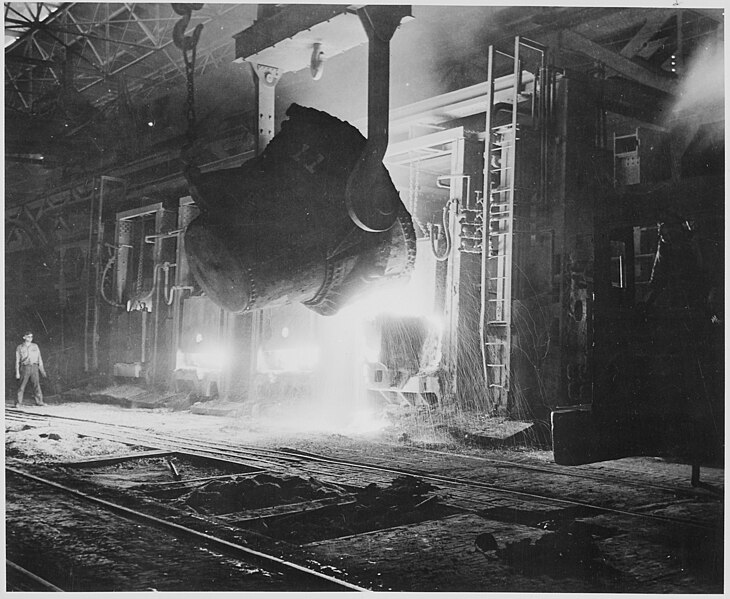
172;4;204;51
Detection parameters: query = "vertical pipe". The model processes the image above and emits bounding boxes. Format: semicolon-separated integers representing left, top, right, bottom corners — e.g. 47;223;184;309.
445;136;466;401
84;180;95;371
84;176;103;372
540;49;548;204
141;309;147;364
479;45;495;391
170;199;192;388
91;177;107;371
150;207;164;385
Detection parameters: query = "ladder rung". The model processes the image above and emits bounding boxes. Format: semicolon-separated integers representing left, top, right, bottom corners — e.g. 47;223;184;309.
488;298;507;302
494;48;515;59
489;384;507;389
488;320;509;325
491;187;512;194
485;342;507;346
487;364;507;367
490;166;513;171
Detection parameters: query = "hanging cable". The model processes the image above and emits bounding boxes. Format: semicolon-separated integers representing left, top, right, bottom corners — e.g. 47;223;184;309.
429;200;455;262
157;262;193;306
99;246;125;309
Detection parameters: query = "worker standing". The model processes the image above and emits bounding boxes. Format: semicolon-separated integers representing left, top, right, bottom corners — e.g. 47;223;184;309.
15;331;46;407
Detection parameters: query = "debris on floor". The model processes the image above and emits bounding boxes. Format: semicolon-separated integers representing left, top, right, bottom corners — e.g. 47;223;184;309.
172;473;350;515
6;424;135;462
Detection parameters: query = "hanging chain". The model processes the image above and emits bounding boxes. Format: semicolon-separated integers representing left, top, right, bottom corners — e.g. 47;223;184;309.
172;4;204;145
182;42;197;144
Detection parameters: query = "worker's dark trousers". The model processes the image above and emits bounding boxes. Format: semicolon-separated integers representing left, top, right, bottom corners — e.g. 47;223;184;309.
17;364;43;405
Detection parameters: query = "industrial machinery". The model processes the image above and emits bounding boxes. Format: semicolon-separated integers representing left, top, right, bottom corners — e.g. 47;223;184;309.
183;103;416;316
171;5;417;407
7;5;720;470
174;18;724;467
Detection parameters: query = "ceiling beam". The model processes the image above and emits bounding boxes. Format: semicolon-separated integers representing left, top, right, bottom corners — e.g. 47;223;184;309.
688;7;724;23
561;30;677;95
619;11;672;58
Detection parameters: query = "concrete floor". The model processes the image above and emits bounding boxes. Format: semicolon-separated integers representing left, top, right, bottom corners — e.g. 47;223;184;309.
5;399;725;593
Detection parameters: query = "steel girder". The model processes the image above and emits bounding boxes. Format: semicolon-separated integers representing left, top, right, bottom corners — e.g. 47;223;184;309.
5;3;255;118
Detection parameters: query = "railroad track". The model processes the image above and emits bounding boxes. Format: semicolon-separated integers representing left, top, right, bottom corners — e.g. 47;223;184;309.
6;559;64;592
4;409;710;492
6;409;721;531
6;465;368;592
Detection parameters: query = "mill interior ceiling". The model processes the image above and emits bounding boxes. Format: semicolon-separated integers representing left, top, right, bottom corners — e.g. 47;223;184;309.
4;3;724;205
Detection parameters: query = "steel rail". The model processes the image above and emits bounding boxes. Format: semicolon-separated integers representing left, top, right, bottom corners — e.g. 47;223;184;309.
260;448;718;531
307;442;716;497
134;427;720;501
6;465;368;592
6;559;64;592
4;409;708;493
6;410;719;530
6;409;717;498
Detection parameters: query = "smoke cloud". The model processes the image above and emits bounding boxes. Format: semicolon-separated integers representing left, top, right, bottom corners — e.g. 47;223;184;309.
669;34;724;121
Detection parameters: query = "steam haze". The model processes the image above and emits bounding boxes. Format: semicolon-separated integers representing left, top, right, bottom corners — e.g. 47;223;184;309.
669;34;724;122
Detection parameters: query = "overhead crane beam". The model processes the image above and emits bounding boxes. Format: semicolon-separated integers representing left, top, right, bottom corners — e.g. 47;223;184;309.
561;29;677;95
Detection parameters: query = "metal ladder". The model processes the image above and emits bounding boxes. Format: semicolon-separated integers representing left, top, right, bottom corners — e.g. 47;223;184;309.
479;37;530;411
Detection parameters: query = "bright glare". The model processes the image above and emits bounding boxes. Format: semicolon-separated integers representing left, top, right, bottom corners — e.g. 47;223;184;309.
176;347;230;380
246;240;442;436
340;281;427;320
257;345;320;373
250;402;388;435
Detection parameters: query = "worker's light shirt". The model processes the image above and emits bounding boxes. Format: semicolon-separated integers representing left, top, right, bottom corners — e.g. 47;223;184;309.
16;343;44;370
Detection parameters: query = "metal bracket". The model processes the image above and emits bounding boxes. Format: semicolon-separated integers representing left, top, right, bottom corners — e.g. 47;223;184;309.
251;63;282;152
144;229;184;244
254;63;281;88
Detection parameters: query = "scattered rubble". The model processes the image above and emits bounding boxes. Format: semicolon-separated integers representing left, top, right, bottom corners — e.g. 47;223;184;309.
5;424;136;462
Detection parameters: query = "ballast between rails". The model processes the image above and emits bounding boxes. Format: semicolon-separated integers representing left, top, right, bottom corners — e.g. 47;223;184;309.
6;466;369;592
5;409;718;531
